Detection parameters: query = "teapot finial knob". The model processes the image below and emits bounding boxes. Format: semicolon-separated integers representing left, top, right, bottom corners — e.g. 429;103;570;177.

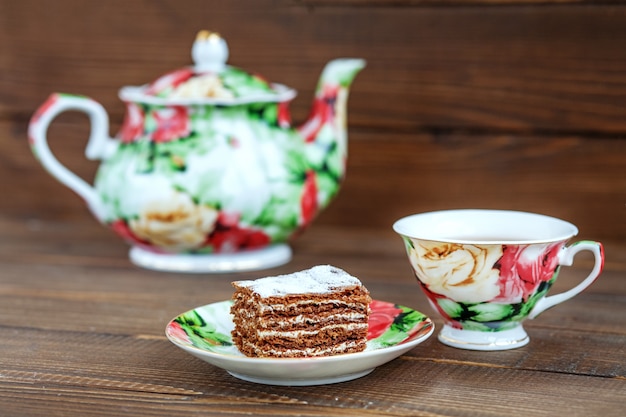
192;30;229;73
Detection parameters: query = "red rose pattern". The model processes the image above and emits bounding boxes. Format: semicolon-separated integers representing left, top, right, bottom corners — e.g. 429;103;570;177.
167;321;191;343
146;68;195;96
495;242;562;303
277;101;292;128
152;106;191;143
29;94;60;146
119;102;145;143
367;300;402;340
300;170;318;226
207;212;270;253
298;85;338;143
31;94;59;124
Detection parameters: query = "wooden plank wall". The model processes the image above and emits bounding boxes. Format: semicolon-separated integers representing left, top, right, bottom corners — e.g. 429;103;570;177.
1;0;625;246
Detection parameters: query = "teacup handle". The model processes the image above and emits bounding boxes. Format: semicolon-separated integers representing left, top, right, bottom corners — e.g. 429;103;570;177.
529;241;604;319
28;93;118;221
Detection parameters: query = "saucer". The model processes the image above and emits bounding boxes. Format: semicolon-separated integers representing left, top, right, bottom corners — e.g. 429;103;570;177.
165;299;434;386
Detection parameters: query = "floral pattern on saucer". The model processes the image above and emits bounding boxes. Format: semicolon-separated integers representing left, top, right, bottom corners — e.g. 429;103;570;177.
168;299;432;355
165;299;433;385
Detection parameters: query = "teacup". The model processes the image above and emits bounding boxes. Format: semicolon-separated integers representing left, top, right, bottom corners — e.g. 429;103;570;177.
393;209;604;351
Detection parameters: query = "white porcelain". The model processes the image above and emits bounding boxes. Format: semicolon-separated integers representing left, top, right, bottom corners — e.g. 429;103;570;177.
165;300;434;386
438;324;529;351
393;209;605;351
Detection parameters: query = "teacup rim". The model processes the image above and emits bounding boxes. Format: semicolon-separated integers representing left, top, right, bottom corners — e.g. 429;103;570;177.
392;209;579;245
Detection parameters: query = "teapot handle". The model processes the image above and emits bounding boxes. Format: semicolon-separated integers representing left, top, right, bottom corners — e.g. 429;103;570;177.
28;93;118;221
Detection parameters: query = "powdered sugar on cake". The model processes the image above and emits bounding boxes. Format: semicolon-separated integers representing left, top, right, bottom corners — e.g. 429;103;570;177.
234;265;361;298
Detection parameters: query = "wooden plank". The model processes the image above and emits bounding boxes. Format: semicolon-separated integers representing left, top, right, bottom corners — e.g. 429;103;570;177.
3;1;626;134
302;0;626;5
2;118;624;241
324;131;626;243
0;326;623;417
0;218;623;415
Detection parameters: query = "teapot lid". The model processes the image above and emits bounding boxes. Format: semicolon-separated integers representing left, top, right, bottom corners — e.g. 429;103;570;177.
121;31;296;105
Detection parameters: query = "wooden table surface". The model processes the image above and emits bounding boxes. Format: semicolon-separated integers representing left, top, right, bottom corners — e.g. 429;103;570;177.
0;211;624;416
3;1;626;415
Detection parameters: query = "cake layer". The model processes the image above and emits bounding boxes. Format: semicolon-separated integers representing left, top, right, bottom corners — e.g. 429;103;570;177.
231;310;368;331
235;338;368;358
234;323;368;345
232;292;370;316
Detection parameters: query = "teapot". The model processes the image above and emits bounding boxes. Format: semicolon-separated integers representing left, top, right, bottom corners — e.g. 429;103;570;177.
28;31;365;273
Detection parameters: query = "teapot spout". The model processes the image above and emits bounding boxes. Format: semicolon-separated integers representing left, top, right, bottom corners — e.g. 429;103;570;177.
316;58;366;93
298;58;365;147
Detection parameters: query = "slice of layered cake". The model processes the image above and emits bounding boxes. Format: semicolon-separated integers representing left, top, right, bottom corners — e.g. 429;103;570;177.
230;265;372;358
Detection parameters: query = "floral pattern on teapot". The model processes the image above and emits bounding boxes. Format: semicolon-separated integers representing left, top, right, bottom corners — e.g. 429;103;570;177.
28;34;365;256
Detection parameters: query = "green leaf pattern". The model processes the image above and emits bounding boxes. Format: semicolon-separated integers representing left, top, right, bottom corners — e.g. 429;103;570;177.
174;309;233;352
435;273;558;332
369;305;430;349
